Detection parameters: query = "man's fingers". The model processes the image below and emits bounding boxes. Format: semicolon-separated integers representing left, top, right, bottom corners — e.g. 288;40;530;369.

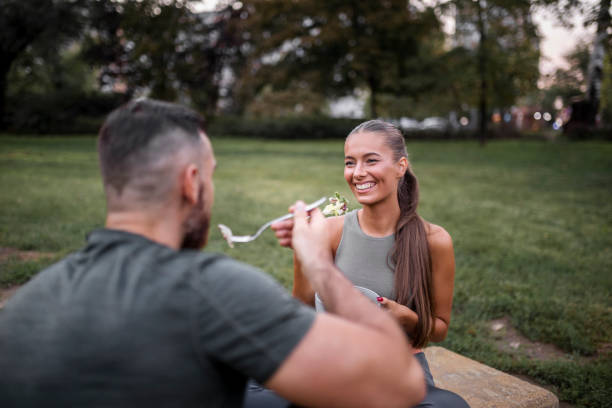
274;229;291;239
292;201;307;227
271;219;294;231
278;238;293;248
307;208;324;223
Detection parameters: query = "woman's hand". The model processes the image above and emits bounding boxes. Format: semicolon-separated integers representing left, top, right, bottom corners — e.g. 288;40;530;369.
377;297;418;333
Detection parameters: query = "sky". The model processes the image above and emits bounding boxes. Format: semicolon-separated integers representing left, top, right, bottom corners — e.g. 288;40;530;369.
534;6;596;76
191;1;598;77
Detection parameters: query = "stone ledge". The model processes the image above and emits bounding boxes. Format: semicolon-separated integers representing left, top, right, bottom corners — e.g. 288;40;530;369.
424;346;559;408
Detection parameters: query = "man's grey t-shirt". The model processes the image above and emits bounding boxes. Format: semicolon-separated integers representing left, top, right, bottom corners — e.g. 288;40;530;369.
0;229;315;407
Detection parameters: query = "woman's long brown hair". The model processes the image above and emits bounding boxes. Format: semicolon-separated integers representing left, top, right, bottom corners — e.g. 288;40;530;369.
349;120;434;348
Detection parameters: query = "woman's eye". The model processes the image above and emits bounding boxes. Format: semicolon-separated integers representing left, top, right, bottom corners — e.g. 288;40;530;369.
367;159;378;163
345;161;354;166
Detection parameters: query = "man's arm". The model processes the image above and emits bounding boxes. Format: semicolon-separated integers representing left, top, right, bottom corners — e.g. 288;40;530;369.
265;202;426;408
292;253;315;306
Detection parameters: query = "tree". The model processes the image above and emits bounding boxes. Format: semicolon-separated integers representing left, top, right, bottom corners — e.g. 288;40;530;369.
584;0;610;124
436;0;540;143
0;0;87;129
234;0;443;117
81;0;245;116
537;0;611;129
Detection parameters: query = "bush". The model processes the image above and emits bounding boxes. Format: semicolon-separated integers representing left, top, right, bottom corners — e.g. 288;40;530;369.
5;91;125;134
207;115;364;139
208;115;528;141
564;126;612;141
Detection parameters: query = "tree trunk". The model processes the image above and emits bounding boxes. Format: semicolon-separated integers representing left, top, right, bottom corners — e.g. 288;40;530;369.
476;0;487;145
0;57;14;131
585;0;611;124
370;88;378;118
369;75;379;118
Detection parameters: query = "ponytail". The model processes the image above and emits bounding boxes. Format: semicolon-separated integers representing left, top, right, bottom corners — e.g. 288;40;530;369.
392;168;434;348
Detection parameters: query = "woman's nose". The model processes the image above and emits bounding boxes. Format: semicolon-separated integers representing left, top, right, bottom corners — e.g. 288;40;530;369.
354;162;367;178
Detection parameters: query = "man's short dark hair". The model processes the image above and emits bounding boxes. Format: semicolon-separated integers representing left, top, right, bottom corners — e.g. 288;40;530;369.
98;99;206;205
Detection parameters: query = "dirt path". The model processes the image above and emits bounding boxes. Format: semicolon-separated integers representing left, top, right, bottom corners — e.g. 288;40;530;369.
0;247;56;308
0;247;54;263
489;316;611;362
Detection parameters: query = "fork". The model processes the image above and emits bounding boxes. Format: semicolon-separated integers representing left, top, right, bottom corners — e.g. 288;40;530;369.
218;197;327;248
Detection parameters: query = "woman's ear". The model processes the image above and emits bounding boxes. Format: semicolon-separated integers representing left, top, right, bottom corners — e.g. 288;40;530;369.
181;164;200;205
397;157;408;178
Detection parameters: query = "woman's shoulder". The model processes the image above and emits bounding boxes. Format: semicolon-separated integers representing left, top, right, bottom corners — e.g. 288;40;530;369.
326;213;346;252
423;221;453;253
326;214;345;238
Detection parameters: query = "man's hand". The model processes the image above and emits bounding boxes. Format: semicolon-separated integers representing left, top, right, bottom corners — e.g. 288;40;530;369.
270;213;294;248
289;201;333;287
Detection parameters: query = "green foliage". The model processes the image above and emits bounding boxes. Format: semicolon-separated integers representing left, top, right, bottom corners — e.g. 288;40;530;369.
540;41;591;111
82;0;245;116
601;54;612;124
0;0;91;126
435;0;540;111
209;115;523;140
5;45;123;133
4;91;122;134
235;0;444;116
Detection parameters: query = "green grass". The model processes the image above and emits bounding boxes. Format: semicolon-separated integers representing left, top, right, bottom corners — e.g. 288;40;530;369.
1;135;611;406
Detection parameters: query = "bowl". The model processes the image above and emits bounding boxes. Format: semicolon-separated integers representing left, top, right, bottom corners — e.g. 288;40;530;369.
315;286;381;312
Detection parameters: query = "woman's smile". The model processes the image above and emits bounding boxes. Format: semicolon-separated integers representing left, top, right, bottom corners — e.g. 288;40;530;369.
355;182;376;193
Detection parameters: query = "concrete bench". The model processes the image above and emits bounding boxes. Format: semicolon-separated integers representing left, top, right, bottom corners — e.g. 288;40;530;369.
424;347;559;408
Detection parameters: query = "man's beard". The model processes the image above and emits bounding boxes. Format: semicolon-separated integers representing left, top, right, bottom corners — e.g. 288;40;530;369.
181;185;210;250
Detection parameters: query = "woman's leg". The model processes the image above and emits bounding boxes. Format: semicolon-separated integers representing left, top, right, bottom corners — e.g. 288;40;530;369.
415;385;471;408
413;353;470;408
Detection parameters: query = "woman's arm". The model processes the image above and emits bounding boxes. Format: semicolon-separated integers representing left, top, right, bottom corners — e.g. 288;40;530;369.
379;224;455;342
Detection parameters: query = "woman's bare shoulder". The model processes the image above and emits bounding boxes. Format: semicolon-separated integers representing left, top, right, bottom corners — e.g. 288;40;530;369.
326;214;345;252
423;221;453;252
326;214;345;230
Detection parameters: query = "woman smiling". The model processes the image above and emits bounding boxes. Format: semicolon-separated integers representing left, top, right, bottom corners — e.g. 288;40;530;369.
273;120;469;407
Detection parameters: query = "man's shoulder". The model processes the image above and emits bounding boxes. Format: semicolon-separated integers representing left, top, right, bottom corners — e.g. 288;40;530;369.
180;250;253;276
188;251;278;290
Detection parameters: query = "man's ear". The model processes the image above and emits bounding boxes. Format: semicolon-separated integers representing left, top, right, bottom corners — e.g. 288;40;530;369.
181;164;200;205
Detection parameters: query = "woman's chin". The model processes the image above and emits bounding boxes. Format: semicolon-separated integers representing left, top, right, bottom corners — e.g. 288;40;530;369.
355;194;377;205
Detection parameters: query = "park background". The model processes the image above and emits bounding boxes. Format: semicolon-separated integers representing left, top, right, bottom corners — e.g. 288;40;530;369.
1;0;611;406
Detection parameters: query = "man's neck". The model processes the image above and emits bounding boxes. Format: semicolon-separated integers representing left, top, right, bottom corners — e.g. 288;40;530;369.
105;211;183;250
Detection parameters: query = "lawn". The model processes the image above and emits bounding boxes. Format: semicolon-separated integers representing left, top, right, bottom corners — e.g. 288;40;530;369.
1;135;611;406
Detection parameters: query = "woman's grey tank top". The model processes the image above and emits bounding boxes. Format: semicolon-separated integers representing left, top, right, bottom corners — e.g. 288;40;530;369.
334;210;396;299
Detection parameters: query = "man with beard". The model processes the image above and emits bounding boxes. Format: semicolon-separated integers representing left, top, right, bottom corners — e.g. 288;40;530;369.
0;99;425;408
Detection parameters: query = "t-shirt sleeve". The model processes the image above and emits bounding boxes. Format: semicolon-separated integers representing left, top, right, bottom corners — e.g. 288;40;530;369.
191;255;316;384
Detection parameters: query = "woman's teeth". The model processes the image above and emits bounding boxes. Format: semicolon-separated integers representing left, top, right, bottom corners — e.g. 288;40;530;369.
356;183;374;191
